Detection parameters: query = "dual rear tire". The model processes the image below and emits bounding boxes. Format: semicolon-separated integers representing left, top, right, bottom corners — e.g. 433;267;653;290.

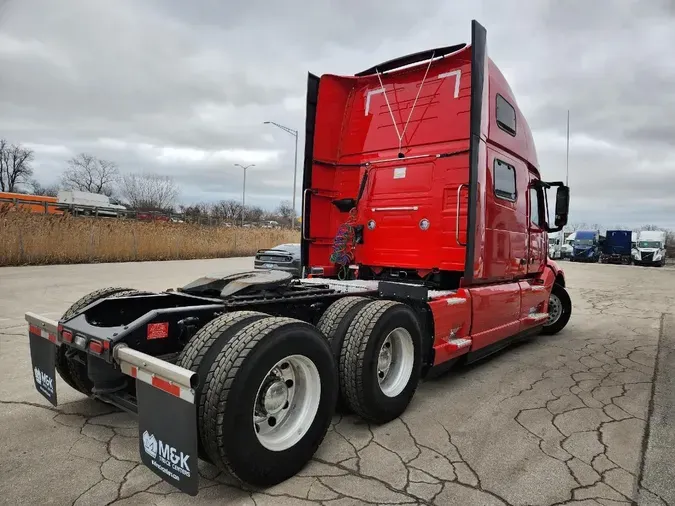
181;298;424;486
178;313;337;487
318;297;423;424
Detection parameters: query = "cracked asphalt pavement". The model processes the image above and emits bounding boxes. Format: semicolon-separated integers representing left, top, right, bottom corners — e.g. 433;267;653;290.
1;258;674;505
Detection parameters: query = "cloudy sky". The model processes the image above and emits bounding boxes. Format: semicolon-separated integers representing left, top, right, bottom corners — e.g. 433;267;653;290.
1;0;675;228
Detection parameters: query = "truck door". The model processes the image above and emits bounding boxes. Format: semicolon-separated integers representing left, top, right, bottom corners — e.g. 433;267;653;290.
527;176;546;273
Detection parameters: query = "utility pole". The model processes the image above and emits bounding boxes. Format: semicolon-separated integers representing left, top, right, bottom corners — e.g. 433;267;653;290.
234;163;254;227
264;121;299;228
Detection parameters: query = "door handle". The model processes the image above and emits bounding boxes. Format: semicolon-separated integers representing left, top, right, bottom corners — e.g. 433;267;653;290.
456;183;468;246
302;189;313;241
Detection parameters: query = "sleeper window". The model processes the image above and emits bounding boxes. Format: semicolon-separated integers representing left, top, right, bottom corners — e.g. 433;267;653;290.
494;159;516;201
496;94;516;136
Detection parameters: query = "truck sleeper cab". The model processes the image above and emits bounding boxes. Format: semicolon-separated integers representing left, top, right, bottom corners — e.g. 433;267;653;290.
302;22;571;363
24;20;572;496
633;229;667;266
570;230;601;263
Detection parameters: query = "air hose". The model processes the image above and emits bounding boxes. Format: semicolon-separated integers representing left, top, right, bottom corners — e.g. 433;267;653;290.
329;170;369;278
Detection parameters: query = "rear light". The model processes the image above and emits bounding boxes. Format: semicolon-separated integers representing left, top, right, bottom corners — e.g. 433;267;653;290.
89;340;104;354
61;330;73;343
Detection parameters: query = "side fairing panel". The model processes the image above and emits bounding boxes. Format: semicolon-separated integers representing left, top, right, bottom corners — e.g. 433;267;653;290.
463;20;489;285
302;75;361;276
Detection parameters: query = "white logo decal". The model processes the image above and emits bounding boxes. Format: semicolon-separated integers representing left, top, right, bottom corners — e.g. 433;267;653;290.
142;430;191;479
143;430;157;458
34;366;54;395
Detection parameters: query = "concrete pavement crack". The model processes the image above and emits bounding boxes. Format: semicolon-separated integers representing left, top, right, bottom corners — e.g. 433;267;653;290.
0;399;59;412
435;423;515;506
313;456;433;505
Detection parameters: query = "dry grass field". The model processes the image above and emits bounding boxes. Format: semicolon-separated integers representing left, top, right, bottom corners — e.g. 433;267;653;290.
0;211;299;266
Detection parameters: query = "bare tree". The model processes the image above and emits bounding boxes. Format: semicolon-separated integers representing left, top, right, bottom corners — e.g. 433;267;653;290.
246;205;264;222
212;199;244;221
28;179;60;197
60;153;120;197
640;224;663;231
276;200;297;227
0;139;34;192
120;172;179;211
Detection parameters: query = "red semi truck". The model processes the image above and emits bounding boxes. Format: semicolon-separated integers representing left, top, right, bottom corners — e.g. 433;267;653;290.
25;20;571;496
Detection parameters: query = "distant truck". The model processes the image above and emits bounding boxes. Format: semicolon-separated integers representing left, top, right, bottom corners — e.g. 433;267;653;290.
570;230;601;262
57;190;127;217
633;230;667;266
600;230;633;264
548;232;564;259
0;191;63;215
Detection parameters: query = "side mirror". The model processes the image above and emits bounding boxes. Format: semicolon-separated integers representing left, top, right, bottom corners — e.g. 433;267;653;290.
554;185;569;229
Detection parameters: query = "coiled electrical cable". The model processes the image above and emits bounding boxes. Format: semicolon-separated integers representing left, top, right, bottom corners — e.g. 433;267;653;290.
329;207;357;267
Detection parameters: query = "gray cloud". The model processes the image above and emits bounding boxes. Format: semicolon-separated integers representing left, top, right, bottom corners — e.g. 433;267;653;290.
1;0;674;229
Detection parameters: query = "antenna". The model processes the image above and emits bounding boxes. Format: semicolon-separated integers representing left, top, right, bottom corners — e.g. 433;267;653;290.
566;109;570;186
559;110;570;255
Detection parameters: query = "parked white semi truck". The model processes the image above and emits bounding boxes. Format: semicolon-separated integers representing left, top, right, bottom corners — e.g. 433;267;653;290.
633;230;667;266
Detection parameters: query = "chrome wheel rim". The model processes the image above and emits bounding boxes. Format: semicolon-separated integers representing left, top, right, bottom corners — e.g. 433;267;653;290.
547;293;563;326
377;328;414;397
253;355;321;452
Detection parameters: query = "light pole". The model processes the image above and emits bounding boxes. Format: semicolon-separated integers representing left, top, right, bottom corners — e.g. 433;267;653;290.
234;163;254;227
264;121;298;228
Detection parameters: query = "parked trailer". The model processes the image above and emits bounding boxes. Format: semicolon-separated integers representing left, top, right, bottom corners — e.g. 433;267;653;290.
25;20;572;496
0;192;64;215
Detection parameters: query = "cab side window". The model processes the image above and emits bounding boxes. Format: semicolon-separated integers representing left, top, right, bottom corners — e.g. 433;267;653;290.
494;159;516;201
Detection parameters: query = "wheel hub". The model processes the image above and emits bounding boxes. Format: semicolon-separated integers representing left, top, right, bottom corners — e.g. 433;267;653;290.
252;355;321;452
547;293;562;325
377;340;392;379
376;328;415;398
263;381;289;415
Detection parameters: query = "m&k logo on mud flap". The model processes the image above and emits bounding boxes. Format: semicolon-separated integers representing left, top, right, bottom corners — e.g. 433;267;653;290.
142;430;191;480
34;366;54;396
143;431;158;458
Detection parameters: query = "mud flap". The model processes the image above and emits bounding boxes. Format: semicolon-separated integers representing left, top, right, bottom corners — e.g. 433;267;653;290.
136;380;199;496
28;330;58;406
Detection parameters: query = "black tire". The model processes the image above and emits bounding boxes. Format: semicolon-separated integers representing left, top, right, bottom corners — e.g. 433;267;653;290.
339;300;423;424
177;310;268;461
541;283;572;335
57;287;139;395
316;296;371;411
201;317;337;487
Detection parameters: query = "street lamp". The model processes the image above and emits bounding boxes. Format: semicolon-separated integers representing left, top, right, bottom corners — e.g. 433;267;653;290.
234;163;255;227
264;121;298;228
